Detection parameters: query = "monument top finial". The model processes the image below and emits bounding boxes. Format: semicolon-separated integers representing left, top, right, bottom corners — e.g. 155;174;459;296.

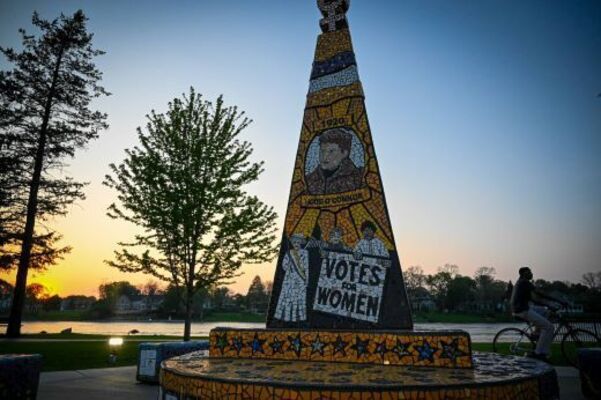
317;0;350;33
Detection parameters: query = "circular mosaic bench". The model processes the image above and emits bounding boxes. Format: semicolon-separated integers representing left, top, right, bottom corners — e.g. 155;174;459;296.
159;351;559;400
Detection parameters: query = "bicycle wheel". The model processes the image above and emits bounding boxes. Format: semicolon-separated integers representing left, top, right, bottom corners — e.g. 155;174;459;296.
493;328;535;356
561;328;601;367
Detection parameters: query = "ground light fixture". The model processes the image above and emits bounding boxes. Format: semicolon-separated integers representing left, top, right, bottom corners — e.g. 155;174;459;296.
108;337;124;364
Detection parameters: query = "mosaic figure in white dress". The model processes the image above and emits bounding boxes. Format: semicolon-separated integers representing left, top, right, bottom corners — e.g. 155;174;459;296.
275;234;309;321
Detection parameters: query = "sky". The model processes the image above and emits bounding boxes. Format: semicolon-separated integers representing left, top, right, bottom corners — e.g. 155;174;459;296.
0;0;600;297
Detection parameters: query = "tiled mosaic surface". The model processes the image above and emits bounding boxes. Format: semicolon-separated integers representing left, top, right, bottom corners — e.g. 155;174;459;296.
308;66;359;93
159;352;559;399
317;0;350;33
267;0;412;331
311;51;356;79
209;328;473;368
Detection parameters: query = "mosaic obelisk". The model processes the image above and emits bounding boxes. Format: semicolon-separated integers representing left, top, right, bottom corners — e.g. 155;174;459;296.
266;0;413;330
160;4;560;398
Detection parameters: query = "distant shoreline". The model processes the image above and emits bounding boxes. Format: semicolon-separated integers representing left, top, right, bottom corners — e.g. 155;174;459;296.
2;310;518;324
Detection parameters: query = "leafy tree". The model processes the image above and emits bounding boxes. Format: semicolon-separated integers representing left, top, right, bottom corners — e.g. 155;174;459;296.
88;298;113;319
25;283;47;301
42;294;62;311
426;271;453;310
438;263;459;278
140;280;163;297
0;279;13;299
474;266;496;285
246;275;268;313
104;89;278;340
160;285;184;315
211;287;233;310
25;282;48;313
232;293;247;310
1;10;109;337
404;265;426;295
98;281;140;310
446;276;476;311
473;267;507;311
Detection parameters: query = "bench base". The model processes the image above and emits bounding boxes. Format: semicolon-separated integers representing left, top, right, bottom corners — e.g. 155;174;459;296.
159;351;559;399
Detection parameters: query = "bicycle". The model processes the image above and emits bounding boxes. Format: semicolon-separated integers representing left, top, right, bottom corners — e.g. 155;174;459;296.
492;307;601;367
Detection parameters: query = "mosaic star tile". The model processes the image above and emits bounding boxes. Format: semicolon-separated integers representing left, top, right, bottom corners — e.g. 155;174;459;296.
209;329;473;368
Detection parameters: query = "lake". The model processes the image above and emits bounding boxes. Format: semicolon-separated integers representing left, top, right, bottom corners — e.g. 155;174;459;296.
15;321;524;342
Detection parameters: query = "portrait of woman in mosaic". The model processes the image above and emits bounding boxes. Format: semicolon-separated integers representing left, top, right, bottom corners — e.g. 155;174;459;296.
304;127;365;195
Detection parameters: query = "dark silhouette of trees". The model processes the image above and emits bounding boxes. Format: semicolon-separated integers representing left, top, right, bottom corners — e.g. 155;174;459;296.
473;267;506;310
246;275;269;313
582;272;601;290
446;276;476;311
404;265;426;295
1;10;109;337
426;270;453;310
98;281;140;308
211;287;233;311
104;89;278;340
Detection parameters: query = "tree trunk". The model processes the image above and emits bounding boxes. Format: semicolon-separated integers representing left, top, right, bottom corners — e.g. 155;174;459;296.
183;287;192;342
183;301;192;341
6;45;64;338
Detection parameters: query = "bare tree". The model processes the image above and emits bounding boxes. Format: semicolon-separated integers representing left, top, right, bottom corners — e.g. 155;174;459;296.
582;272;601;290
438;263;459;278
404;265;426;293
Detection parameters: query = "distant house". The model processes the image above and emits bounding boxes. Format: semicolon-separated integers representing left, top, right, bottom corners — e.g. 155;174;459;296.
60;296;96;311
115;294;164;315
0;296;11;312
409;287;436;312
202;297;212;310
0;280;13;312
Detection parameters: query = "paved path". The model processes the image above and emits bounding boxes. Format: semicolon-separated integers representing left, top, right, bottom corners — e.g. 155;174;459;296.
39;366;157;400
38;365;585;399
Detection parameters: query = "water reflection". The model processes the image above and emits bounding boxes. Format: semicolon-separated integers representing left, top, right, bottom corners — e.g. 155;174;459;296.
14;321;523;342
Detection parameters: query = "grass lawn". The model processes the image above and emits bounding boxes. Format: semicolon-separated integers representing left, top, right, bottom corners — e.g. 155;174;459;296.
0;340;141;371
0;334;208;371
0;333;575;372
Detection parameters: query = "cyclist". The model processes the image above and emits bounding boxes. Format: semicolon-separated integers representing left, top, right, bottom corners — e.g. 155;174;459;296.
510;266;567;361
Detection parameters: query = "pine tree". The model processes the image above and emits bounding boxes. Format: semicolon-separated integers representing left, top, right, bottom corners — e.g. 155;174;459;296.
0;10;109;337
246;275;268;313
104;89;277;340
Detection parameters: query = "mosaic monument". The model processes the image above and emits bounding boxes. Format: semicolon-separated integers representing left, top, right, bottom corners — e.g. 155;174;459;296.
265;1;412;331
159;2;559;398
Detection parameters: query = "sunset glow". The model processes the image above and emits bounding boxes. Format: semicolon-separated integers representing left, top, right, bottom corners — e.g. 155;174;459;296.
1;0;599;298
